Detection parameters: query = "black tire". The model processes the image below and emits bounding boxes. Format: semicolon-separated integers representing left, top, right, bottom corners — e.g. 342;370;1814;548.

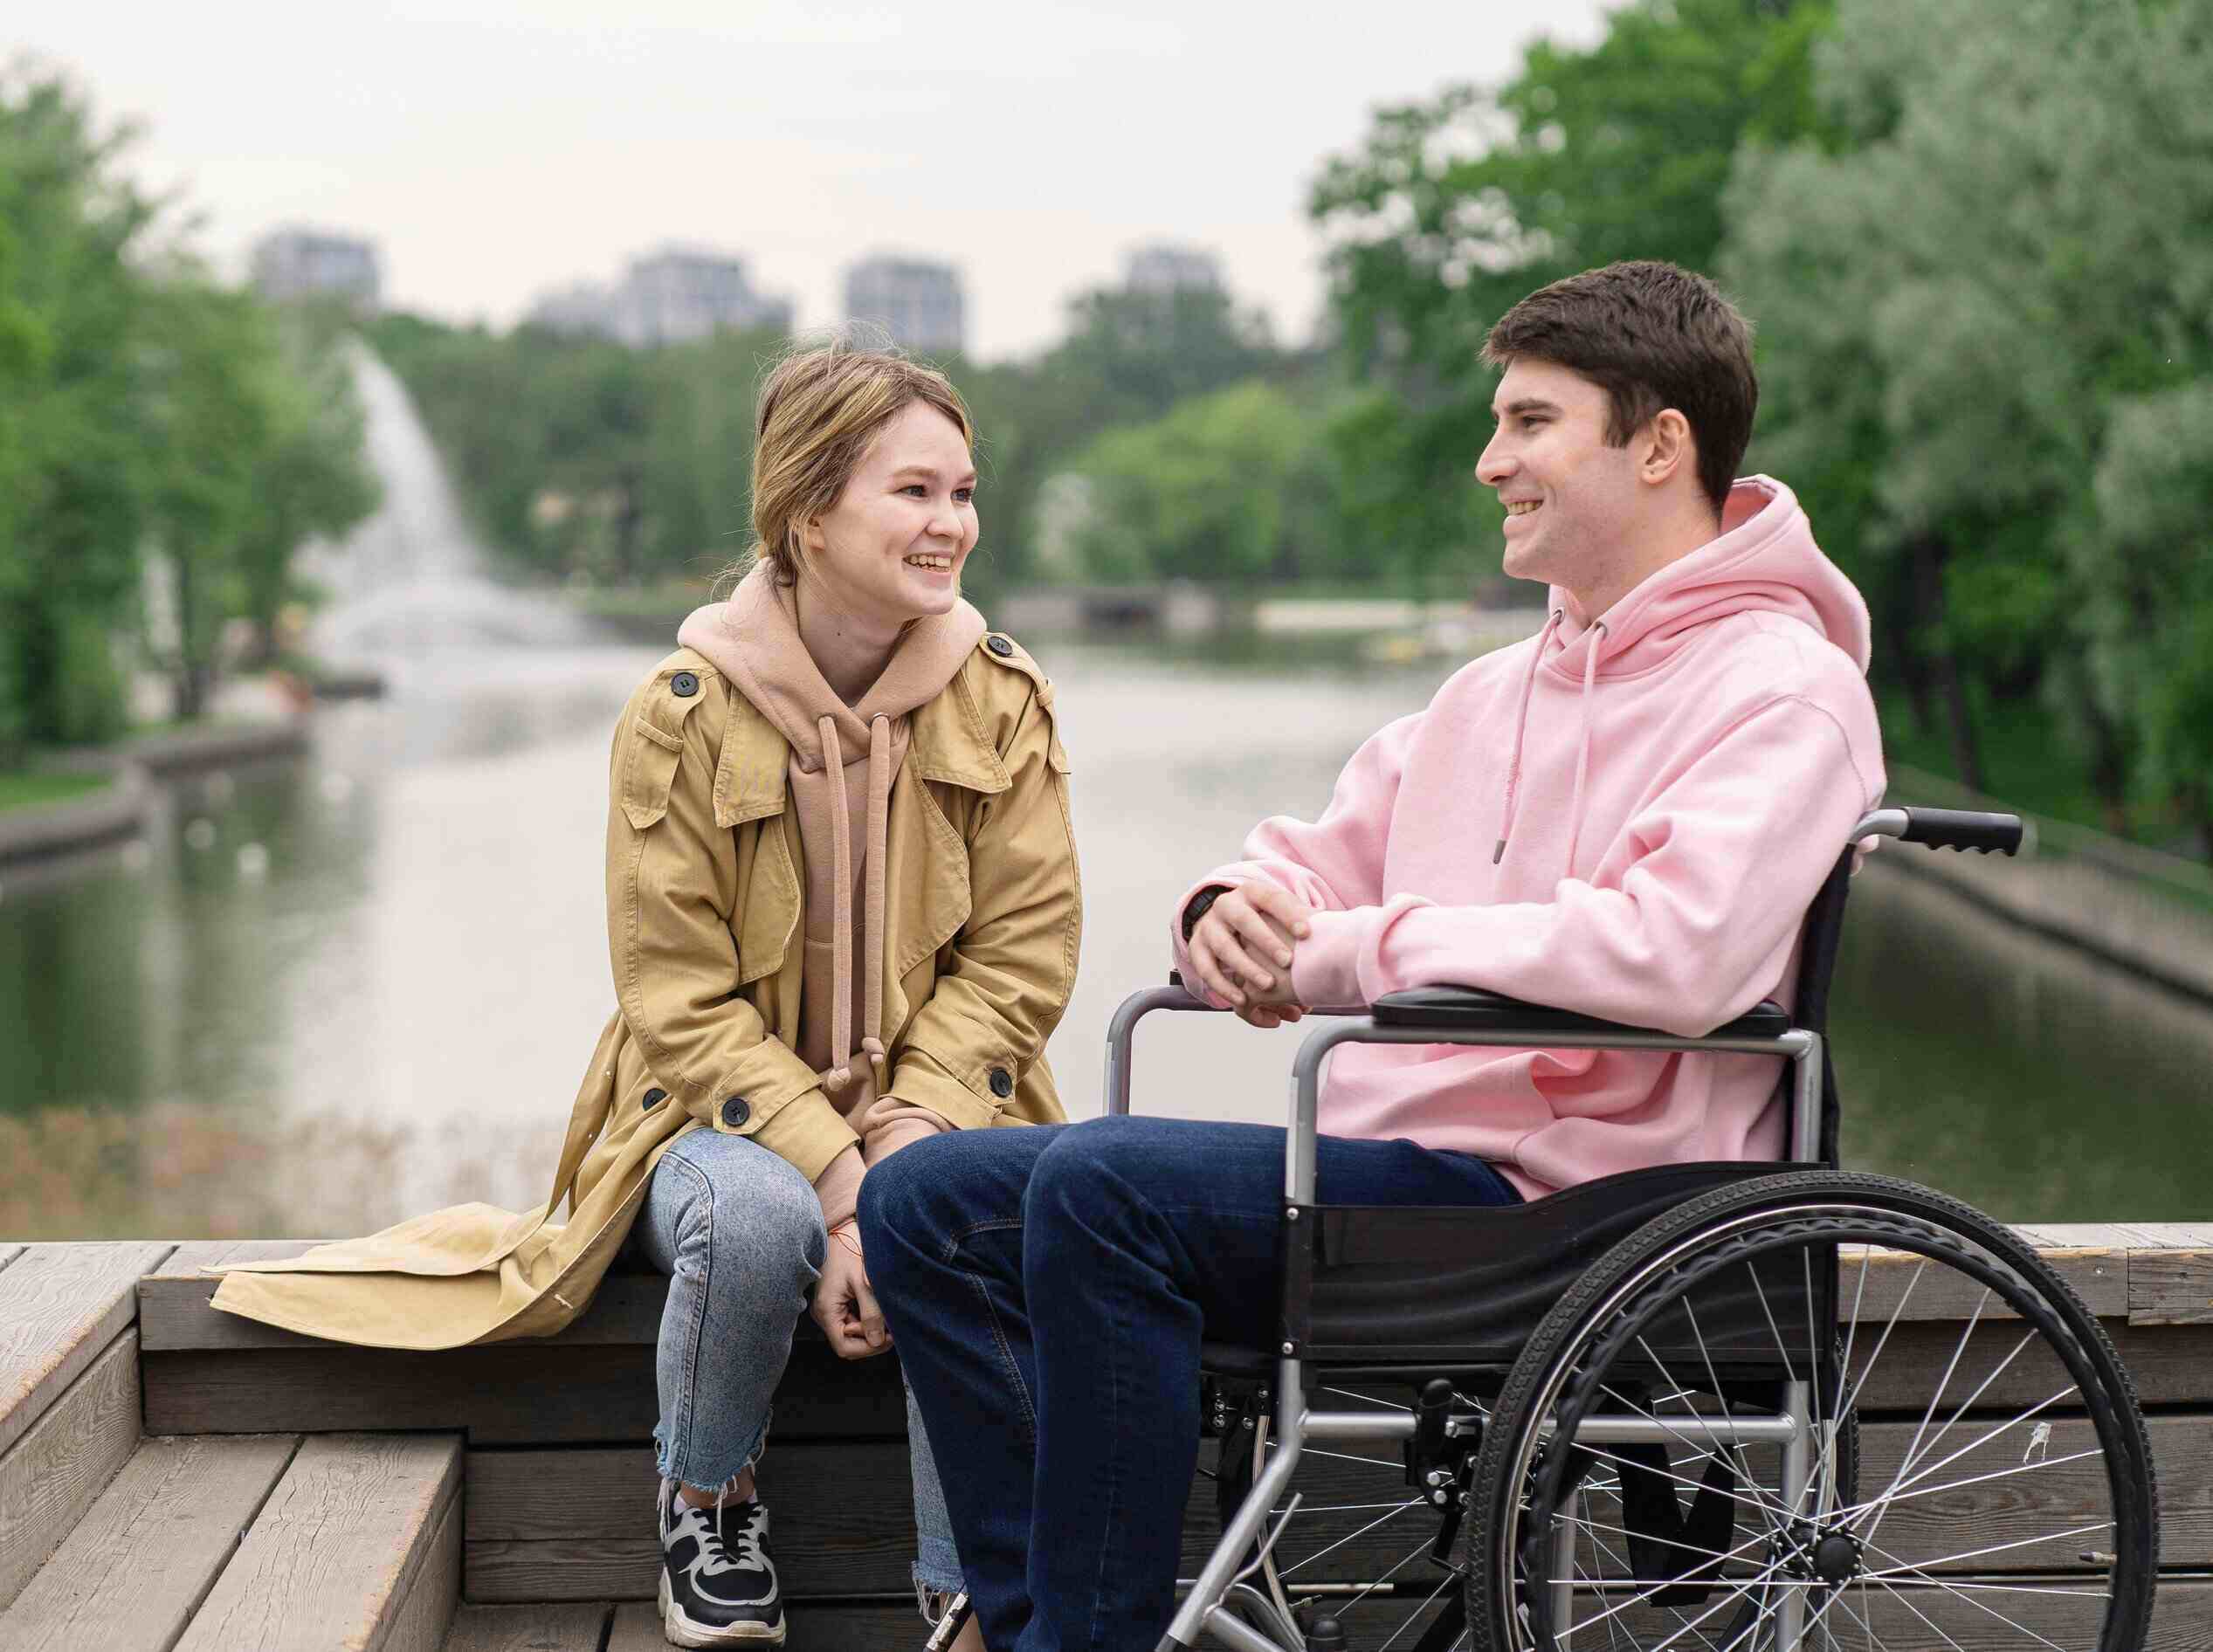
1465;1171;2156;1652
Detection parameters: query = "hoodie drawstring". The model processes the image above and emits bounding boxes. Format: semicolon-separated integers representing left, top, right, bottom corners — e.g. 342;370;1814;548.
1492;611;1605;880
1493;611;1564;864
860;713;891;1091
1564;621;1606;876
814;712;893;1097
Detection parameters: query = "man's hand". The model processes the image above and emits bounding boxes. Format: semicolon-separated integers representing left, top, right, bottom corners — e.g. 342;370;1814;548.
812;1223;890;1359
1189;885;1314;1021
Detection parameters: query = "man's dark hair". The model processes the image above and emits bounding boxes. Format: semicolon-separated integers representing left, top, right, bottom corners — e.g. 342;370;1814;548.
1483;261;1758;517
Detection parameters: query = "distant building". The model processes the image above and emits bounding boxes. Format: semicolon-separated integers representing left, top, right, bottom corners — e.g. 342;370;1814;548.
524;247;792;347
844;256;966;356
1123;243;1223;297
613;246;792;348
250;227;382;312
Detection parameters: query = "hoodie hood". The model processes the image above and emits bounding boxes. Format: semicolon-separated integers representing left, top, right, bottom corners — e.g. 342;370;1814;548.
1494;477;1870;870
676;564;985;1106
679;563;987;772
1544;476;1872;680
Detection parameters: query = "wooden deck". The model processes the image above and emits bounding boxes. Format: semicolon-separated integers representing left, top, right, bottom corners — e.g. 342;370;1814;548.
0;1227;2207;1649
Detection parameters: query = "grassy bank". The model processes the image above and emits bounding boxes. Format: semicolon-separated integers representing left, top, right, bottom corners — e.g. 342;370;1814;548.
0;770;114;816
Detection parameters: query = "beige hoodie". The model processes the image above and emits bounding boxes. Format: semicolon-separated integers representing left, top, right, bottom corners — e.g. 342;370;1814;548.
676;565;986;1231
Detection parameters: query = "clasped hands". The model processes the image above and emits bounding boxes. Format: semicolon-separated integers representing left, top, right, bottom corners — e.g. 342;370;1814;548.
1186;884;1317;1029
812;1221;889;1361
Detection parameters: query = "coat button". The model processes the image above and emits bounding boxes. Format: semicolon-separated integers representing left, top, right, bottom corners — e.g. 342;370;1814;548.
985;635;1015;658
670;671;700;697
642;1087;667;1111
720;1095;751;1128
989;1067;1014;1098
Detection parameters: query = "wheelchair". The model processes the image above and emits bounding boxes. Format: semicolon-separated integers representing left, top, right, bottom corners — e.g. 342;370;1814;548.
1100;807;2157;1652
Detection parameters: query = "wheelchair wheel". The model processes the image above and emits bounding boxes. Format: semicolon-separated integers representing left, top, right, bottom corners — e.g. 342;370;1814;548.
1465;1172;2156;1652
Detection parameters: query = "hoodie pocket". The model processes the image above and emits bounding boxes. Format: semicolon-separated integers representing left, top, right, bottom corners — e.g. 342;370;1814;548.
621;718;685;830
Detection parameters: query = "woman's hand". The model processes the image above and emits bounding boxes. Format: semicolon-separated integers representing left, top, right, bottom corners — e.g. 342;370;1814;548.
1189;885;1313;1020
813;1222;891;1360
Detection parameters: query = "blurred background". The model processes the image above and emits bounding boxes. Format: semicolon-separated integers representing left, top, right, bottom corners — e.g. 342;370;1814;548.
3;0;2210;1241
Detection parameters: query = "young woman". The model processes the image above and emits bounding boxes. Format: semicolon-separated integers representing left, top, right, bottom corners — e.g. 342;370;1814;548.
212;342;1082;1649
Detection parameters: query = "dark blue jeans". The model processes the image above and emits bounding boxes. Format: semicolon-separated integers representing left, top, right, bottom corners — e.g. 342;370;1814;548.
859;1115;1523;1652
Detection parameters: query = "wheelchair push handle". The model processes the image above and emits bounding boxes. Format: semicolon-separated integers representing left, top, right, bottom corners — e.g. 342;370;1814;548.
1858;805;2024;857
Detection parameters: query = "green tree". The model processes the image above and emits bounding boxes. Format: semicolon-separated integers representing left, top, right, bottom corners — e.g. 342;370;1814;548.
1307;0;1833;573
136;278;276;721
1058;381;1339;586
1723;0;2213;824
0;70;156;754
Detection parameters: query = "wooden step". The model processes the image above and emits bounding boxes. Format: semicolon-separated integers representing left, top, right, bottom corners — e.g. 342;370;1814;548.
604;1598;925;1651
0;1242;173;1613
0;1433;299;1649
439;1602;610;1651
172;1432;462;1652
0;1242;172;1456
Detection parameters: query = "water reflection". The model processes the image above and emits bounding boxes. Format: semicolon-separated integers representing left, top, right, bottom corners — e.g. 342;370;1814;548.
5;637;2212;1237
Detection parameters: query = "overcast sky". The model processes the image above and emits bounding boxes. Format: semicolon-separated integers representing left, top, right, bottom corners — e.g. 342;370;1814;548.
15;2;1609;361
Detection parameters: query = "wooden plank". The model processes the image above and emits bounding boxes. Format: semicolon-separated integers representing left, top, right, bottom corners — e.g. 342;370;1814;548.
1860;1413;2208;1571
174;1433;461;1652
605;1599;925;1651
0;1432;299;1650
0;1242;173;1456
1807;1571;2209;1650
142;1243;667;1353
2127;1246;2213;1325
1849;1317;2213;1413
441;1603;610;1652
1843;1240;2127;1321
466;1436;1432;1606
604;1593;1453;1652
144;1340;905;1445
382;1490;463;1652
465;1441;919;1600
0;1332;141;1613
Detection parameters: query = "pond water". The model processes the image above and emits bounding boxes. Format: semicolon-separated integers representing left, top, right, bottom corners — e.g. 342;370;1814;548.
4;632;2212;1238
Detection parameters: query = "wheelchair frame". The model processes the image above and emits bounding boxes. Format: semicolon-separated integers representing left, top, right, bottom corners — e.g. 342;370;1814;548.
1103;806;1999;1652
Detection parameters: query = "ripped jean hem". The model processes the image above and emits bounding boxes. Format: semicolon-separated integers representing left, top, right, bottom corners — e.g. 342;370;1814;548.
652;1408;769;1494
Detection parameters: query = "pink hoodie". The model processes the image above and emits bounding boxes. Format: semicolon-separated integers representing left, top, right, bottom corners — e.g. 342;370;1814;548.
1169;478;1886;1200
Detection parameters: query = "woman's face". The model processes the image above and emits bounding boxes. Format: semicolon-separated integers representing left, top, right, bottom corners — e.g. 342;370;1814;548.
800;401;979;628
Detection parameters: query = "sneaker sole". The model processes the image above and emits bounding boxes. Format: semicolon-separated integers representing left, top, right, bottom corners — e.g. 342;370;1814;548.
658;1571;787;1648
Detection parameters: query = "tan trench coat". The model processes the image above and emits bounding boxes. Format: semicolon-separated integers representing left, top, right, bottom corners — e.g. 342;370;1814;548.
211;633;1079;1350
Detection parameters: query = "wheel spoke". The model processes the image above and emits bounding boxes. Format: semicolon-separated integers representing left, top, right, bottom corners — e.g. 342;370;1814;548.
1276;1498;1427;1579
1375;1566;1461;1652
1865;1575;1974;1652
1858;1520;2113;1578
1832;1256;1928;1426
1845;1553;2080;1652
1847;1383;2081;1523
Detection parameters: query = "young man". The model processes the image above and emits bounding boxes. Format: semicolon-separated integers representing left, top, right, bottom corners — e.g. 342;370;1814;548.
861;261;1885;1652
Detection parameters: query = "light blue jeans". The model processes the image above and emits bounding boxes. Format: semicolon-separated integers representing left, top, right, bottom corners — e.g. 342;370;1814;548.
635;1125;963;1594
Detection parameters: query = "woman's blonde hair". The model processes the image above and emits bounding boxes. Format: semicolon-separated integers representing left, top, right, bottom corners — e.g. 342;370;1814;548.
741;337;976;586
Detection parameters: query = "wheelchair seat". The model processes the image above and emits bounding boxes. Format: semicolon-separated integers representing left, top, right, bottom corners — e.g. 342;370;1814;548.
1206;1159;1789;1379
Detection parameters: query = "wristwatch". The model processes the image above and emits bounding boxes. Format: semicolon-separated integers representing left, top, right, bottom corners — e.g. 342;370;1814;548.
1180;885;1233;943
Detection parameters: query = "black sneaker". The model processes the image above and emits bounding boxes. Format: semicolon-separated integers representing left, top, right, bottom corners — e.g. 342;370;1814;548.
657;1477;785;1646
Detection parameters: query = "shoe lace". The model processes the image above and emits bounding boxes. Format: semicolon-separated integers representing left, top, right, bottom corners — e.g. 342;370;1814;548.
664;1478;764;1576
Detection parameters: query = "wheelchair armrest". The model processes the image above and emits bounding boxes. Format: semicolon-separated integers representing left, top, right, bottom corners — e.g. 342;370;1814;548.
1368;985;1794;1040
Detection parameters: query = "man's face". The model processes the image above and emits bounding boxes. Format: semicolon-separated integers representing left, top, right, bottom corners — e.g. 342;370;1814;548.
1475;358;1644;607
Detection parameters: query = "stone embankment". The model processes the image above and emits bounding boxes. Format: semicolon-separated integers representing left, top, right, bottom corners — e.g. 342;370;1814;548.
1883;764;2213;1003
0;718;310;871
